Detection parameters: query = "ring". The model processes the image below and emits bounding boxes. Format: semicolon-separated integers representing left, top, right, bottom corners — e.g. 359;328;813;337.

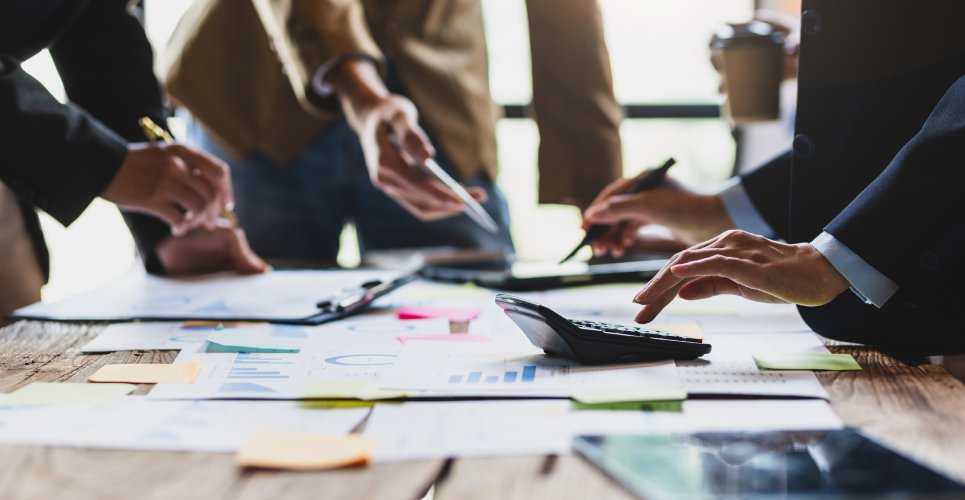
191;168;202;177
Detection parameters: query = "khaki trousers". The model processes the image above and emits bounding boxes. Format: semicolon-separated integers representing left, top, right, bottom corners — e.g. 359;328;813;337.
0;182;44;319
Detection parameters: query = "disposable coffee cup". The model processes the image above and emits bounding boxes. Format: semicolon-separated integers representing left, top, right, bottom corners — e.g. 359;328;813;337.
711;21;785;123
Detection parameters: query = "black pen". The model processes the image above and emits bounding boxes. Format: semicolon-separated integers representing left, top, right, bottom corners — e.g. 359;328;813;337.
559;157;676;264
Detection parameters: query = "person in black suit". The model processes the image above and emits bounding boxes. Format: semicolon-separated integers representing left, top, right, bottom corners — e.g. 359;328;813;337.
0;0;268;314
582;0;965;353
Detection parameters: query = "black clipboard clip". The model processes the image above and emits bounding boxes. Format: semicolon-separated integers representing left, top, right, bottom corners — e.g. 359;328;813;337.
315;274;416;314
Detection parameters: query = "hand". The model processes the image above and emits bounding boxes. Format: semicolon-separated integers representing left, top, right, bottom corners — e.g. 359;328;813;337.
102;143;233;236
631;230;850;324
358;95;486;219
155;224;270;276
582;173;733;258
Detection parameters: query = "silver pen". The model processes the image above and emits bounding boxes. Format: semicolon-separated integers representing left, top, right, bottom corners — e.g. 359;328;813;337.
422;158;499;234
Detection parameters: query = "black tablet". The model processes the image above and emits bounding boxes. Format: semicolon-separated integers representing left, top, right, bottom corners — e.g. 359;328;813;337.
573;430;965;499
422;257;669;291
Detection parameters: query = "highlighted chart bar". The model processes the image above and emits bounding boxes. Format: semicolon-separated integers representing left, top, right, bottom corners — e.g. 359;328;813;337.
446;365;538;384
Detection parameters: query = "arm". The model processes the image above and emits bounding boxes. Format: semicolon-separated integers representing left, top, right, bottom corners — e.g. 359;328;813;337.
526;0;623;208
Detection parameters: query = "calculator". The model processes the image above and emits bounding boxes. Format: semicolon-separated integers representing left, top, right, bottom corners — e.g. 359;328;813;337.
495;294;711;364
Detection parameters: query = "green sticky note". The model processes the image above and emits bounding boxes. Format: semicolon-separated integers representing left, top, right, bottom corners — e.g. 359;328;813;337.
572;401;684;412
570;385;687;405
205;331;300;353
1;382;136;406
301;379;408;401
753;352;861;371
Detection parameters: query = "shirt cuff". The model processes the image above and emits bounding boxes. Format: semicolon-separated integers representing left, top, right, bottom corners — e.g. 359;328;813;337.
811;231;899;308
717;177;776;238
310;53;382;98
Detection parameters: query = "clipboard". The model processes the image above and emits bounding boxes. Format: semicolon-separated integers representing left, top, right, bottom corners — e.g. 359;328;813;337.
10;270;415;326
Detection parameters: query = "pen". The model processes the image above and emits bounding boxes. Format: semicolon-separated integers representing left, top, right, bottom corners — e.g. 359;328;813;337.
421;158;499;234
138;116;239;227
559;157;677;264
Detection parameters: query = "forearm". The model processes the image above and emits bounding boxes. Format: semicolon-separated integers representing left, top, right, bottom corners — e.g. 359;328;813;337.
325;58;390;131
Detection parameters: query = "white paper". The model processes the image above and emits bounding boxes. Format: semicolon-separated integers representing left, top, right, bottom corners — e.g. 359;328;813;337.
82;322;280;352
677;332;830;398
15;269;399;321
383;341;684;397
568;400;843;436
365;401;571;462
0;396;368;453
148;318;448;400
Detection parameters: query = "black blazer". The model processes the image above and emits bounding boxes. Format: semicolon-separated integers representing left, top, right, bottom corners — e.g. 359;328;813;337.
0;0;171;279
740;0;965;353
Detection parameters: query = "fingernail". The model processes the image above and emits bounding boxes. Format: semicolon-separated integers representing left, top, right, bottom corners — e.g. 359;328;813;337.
633;289;648;303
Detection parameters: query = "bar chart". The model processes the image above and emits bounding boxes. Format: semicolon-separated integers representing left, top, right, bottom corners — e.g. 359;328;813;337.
447;365;537;384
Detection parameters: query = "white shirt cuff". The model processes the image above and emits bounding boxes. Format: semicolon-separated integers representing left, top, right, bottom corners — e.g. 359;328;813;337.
717;177;776;238
811;231;899;308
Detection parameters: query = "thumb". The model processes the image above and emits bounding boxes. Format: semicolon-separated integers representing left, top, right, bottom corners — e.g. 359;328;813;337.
584;193;651;225
225;228;270;274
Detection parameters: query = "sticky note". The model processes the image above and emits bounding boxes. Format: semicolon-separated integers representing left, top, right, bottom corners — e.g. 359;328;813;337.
301;379;407;401
237;432;375;470
572;401;683;412
753;353;861;371
205;331;300;353
570;385;687;405
396;334;491;345
88;360;201;384
396;307;480;322
0;382;136;406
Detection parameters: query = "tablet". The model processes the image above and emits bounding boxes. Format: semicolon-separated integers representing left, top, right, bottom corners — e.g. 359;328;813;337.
573;430;965;499
421;257;669;291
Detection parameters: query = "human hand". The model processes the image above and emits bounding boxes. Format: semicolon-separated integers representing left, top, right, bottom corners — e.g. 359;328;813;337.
357;95;486;220
155;224;270;276
631;230;849;324
102;143;233;236
582;173;733;258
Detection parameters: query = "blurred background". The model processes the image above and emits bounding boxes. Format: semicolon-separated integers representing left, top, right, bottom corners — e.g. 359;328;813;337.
23;0;799;301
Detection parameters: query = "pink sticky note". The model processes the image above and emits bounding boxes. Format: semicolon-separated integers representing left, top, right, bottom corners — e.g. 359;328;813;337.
396;307;480;323
397;335;492;345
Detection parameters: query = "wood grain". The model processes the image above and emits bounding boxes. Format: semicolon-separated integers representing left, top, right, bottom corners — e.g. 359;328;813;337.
2;321;965;499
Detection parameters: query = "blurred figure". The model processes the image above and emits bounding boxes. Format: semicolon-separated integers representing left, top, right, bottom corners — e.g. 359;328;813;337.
163;0;623;265
0;0;268;316
583;1;965;353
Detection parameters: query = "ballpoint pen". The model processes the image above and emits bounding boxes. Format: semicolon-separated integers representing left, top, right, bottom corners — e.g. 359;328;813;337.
138;116;239;227
420;157;499;234
559;157;677;264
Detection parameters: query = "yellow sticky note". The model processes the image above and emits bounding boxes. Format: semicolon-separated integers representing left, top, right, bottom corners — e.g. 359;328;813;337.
1;382;136;406
650;323;704;340
88;360;201;383
571;385;687;404
753;353;861;371
301;379;408;401
237;432;375;470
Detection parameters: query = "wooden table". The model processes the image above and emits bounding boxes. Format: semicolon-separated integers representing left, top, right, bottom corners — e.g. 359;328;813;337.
2;320;964;500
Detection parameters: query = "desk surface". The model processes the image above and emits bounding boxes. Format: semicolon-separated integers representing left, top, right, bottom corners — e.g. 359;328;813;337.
2;320;965;500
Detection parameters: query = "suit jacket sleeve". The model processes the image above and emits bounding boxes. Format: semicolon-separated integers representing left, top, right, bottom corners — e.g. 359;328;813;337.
47;0;173;274
823;75;965;309
527;0;623;208
0;53;128;226
250;0;384;115
739;149;793;241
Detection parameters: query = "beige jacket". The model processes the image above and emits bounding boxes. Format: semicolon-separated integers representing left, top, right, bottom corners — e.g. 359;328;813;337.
164;0;622;207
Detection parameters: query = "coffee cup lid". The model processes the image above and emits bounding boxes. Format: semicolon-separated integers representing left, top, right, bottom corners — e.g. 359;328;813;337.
711;21;785;48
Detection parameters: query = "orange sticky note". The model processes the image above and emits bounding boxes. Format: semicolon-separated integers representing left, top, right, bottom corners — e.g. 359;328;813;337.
88;360;201;384
237;432;375;470
650;323;704;340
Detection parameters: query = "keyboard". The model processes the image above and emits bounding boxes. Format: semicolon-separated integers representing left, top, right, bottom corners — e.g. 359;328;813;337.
495;294;711;364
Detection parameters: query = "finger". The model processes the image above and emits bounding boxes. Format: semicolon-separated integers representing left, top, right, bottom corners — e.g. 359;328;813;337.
635;280;690;324
225;228;271;274
467;187;488;203
386;112;435;164
171;145;234;207
375;127;461;207
153;203;187;234
584;193;650;225
380;167;463;214
591;225;624;257
584;177;636;226
669;254;754;284
169;181;208;219
679;276;787;303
